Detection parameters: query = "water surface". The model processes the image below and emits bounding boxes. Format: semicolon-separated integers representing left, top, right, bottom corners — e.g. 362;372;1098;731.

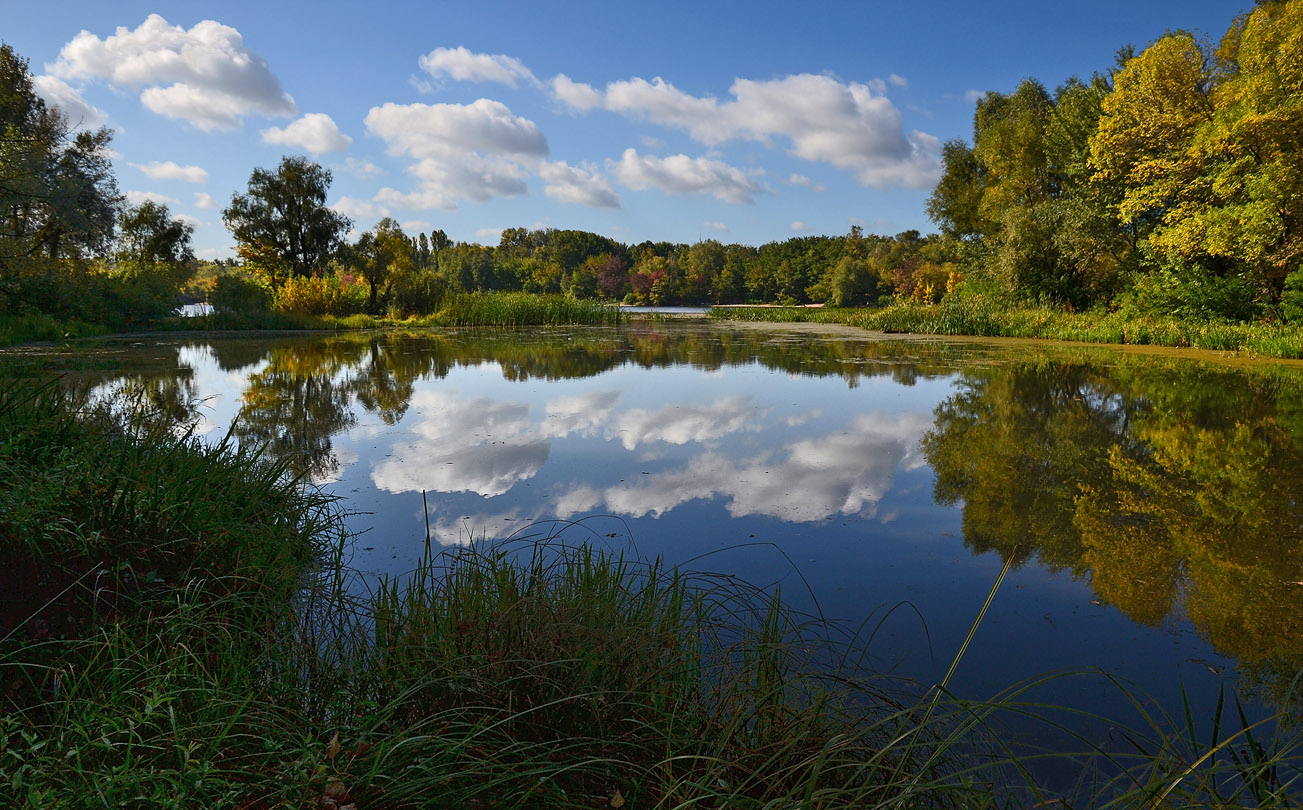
28;321;1303;755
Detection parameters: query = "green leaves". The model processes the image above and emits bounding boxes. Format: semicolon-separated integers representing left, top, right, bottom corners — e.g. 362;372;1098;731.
222;156;351;285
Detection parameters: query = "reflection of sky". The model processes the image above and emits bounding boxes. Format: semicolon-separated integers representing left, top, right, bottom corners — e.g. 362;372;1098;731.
557;412;931;521
358;362;943;533
372;390;550;497
85;331;1244;761
178;345;265;437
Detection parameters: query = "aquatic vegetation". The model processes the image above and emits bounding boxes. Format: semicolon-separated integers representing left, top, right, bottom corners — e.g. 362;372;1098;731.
435;291;622;326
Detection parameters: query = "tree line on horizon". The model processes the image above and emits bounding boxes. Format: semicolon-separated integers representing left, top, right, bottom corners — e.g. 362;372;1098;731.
3;0;1301;327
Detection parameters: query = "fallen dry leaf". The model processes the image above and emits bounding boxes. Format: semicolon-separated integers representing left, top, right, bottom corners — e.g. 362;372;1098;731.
610;788;626;808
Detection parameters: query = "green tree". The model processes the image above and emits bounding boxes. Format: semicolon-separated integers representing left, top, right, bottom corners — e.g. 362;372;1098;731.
353;217;411;313
683;240;725;302
222;156;350;287
1;44;121;314
116;200;193;267
107;199;196;321
926;140;992;242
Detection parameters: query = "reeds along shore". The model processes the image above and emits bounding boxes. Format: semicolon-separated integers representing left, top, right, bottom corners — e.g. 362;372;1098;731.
1;379;1300;807
711;297;1303;359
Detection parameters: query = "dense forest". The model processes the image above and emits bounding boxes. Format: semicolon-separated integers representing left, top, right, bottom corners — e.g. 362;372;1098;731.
3;0;1301;330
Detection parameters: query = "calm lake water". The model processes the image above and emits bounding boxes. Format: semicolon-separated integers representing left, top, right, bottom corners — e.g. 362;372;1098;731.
32;320;1303;757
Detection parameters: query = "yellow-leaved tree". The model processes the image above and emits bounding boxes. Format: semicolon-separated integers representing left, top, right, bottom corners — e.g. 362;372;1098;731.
1091;2;1303;305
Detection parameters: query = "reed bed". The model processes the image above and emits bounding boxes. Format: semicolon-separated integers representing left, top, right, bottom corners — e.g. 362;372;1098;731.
435;291;621;327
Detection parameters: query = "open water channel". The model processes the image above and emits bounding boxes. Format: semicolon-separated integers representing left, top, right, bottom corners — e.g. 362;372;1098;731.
32;319;1303;774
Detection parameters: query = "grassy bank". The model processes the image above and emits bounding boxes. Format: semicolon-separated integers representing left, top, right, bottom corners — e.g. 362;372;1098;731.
713;297;1303;359
3;381;1301;807
0;292;621;348
0;314;113;348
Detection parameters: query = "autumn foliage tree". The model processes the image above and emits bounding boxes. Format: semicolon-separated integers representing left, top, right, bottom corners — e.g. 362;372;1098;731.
930;0;1303;319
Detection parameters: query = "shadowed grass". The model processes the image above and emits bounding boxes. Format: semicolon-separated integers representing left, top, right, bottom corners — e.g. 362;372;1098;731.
0;313;111;348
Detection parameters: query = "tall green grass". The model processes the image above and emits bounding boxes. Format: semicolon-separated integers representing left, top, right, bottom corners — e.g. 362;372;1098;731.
0;313;110;348
436;291;621;326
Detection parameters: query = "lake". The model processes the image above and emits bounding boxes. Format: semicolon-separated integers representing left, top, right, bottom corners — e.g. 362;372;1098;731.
31;319;1303;765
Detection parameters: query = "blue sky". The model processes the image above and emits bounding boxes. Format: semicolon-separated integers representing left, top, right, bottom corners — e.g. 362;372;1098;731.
6;1;1243;258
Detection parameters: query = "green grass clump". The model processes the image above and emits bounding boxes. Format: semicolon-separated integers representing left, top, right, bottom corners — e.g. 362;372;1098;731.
313;535;992;808
0;380;328;588
0;313;110;348
436;291;621;326
0;378;342;806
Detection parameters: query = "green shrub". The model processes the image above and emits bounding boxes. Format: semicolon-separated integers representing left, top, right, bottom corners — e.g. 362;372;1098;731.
1282;268;1303;324
1123;261;1262;323
210;274;273;313
387;269;448;317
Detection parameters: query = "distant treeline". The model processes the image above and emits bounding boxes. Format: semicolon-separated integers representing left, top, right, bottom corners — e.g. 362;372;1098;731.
205;223;961;319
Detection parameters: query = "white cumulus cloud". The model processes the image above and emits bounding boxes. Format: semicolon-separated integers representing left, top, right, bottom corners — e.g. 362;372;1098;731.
49;14;296;131
365;99;546;210
261;113;352;154
550;74;603;111
366;99;548;159
331;196;390;222
194;191;217;209
339;157;384;178
125;190;180;206
573;72;939;189
787;173;827;192
418;46;540;87
538;161;620;208
603;76;731;142
31;75;106;129
130;160;208;183
375;155;529;211
702;221;728;231
609;148;761;204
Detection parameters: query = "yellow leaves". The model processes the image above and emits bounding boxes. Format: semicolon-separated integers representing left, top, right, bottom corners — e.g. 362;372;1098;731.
1091;3;1303;280
610;788;626;807
1091;33;1214;229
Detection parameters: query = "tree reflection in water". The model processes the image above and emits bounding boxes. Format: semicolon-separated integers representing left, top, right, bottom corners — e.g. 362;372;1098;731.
923;359;1303;704
50;325;1303;707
